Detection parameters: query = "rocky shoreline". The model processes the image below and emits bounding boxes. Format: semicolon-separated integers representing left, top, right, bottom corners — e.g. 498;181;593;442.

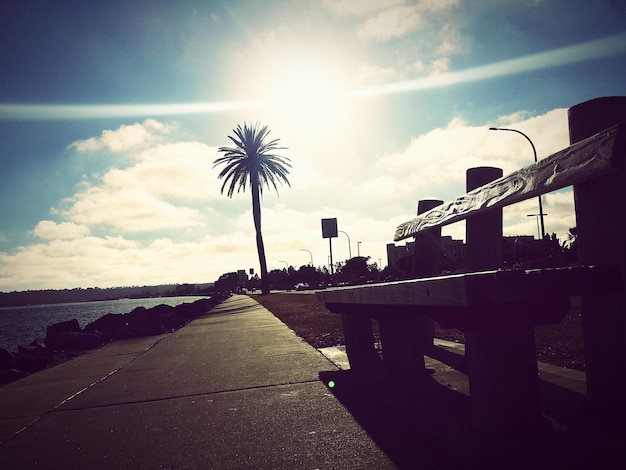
0;295;226;385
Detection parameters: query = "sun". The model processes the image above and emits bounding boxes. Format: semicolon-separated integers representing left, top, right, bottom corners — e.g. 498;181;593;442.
262;64;346;125
241;50;354;135
232;43;376;162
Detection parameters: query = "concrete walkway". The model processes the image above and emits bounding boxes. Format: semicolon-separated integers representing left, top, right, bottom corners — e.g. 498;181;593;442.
0;295;396;469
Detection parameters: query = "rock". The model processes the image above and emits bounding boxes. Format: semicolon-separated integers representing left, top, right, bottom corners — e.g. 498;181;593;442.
44;317;104;351
81;299;216;341
0;347;16;369
30;338;46;349
84;313;129;340
16;344;52;372
16;355;50;372
17;342;46;355
144;304;180;333
0;368;28;385
46;318;81;338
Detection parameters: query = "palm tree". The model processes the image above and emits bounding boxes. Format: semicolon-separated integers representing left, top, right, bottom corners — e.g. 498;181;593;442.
214;122;291;295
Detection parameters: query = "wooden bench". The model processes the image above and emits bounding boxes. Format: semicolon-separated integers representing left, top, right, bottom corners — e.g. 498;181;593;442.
316;96;626;435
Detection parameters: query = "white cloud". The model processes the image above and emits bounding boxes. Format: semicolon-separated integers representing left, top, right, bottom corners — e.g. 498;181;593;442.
62;185;204;232
32;221;90;240
321;0;462;86
356;62;399;84
0;235;205;290
324;0;460;41
322;0;405;17
494;111;533;126
69;119;175;153
357;5;426;40
376;108;568;182
437;23;461;55
60;138;220;233
132;142;219;200
409;57;450;76
488;108;569;158
350;107;573;242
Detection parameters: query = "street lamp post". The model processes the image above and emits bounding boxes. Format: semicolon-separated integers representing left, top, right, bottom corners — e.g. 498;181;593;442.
357;241;361;257
339;230;352;259
299;249;313;266
489;127;546;239
527;213;542;240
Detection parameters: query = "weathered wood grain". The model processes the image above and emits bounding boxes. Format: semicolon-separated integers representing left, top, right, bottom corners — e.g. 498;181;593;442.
394;123;624;241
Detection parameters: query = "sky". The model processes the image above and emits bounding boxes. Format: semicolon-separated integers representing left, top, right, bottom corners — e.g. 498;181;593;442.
1;0;625;292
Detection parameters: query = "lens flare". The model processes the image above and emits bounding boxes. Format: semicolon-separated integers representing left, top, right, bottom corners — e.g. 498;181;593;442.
2;32;624;121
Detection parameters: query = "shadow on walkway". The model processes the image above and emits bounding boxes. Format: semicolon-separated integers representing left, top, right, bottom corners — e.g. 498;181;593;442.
320;348;626;469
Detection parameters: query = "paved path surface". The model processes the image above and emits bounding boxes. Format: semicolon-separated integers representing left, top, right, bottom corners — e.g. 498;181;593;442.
0;296;397;469
2;294;625;469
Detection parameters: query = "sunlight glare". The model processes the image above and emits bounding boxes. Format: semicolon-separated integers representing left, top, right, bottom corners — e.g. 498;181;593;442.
5;32;623;122
258;59;350;133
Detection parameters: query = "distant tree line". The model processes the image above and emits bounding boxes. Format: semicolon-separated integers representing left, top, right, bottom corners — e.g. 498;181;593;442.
0;284;213;308
215;256;395;293
214;229;579;293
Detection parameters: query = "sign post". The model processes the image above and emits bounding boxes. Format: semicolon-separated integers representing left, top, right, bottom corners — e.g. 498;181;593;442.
321;218;338;275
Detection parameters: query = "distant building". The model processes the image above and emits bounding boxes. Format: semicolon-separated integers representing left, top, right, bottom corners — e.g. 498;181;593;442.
387;235;465;276
387;234;549;274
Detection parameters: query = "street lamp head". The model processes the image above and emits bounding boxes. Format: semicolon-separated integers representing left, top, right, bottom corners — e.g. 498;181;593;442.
488;125;544;237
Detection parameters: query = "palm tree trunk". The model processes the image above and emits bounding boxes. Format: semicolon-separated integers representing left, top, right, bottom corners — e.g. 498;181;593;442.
251;178;269;294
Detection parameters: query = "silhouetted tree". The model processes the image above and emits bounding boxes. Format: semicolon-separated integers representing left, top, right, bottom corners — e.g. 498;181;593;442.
565;227;578;251
336;256;380;285
215;272;240;294
214;123;291;295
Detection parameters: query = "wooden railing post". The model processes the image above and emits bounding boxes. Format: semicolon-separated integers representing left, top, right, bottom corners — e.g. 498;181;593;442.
569;96;626;412
464;167;543;435
412;199;443;348
379;199;442;377
465;167;504;271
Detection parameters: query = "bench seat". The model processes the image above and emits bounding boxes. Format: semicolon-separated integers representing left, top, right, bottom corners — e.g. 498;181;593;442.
317;265;621;331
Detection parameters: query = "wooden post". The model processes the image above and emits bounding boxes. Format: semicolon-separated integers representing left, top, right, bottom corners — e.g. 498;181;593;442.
412;199;443;349
465;168;504;271
379;199;442;377
569;96;626;413
464;167;543;435
341;310;382;373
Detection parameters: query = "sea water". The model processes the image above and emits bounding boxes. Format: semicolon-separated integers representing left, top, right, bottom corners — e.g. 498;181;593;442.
0;296;210;352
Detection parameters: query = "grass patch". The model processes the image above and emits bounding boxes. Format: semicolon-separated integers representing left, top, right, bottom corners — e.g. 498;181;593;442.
251;293;344;348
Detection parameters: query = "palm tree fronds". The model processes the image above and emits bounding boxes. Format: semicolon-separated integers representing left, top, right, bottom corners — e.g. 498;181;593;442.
213;122;291;198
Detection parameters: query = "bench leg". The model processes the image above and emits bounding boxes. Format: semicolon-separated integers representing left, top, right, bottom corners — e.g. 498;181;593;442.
575;171;626;412
570;96;626;413
465;326;542;435
378;316;432;378
581;292;626;412
341;313;382;373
